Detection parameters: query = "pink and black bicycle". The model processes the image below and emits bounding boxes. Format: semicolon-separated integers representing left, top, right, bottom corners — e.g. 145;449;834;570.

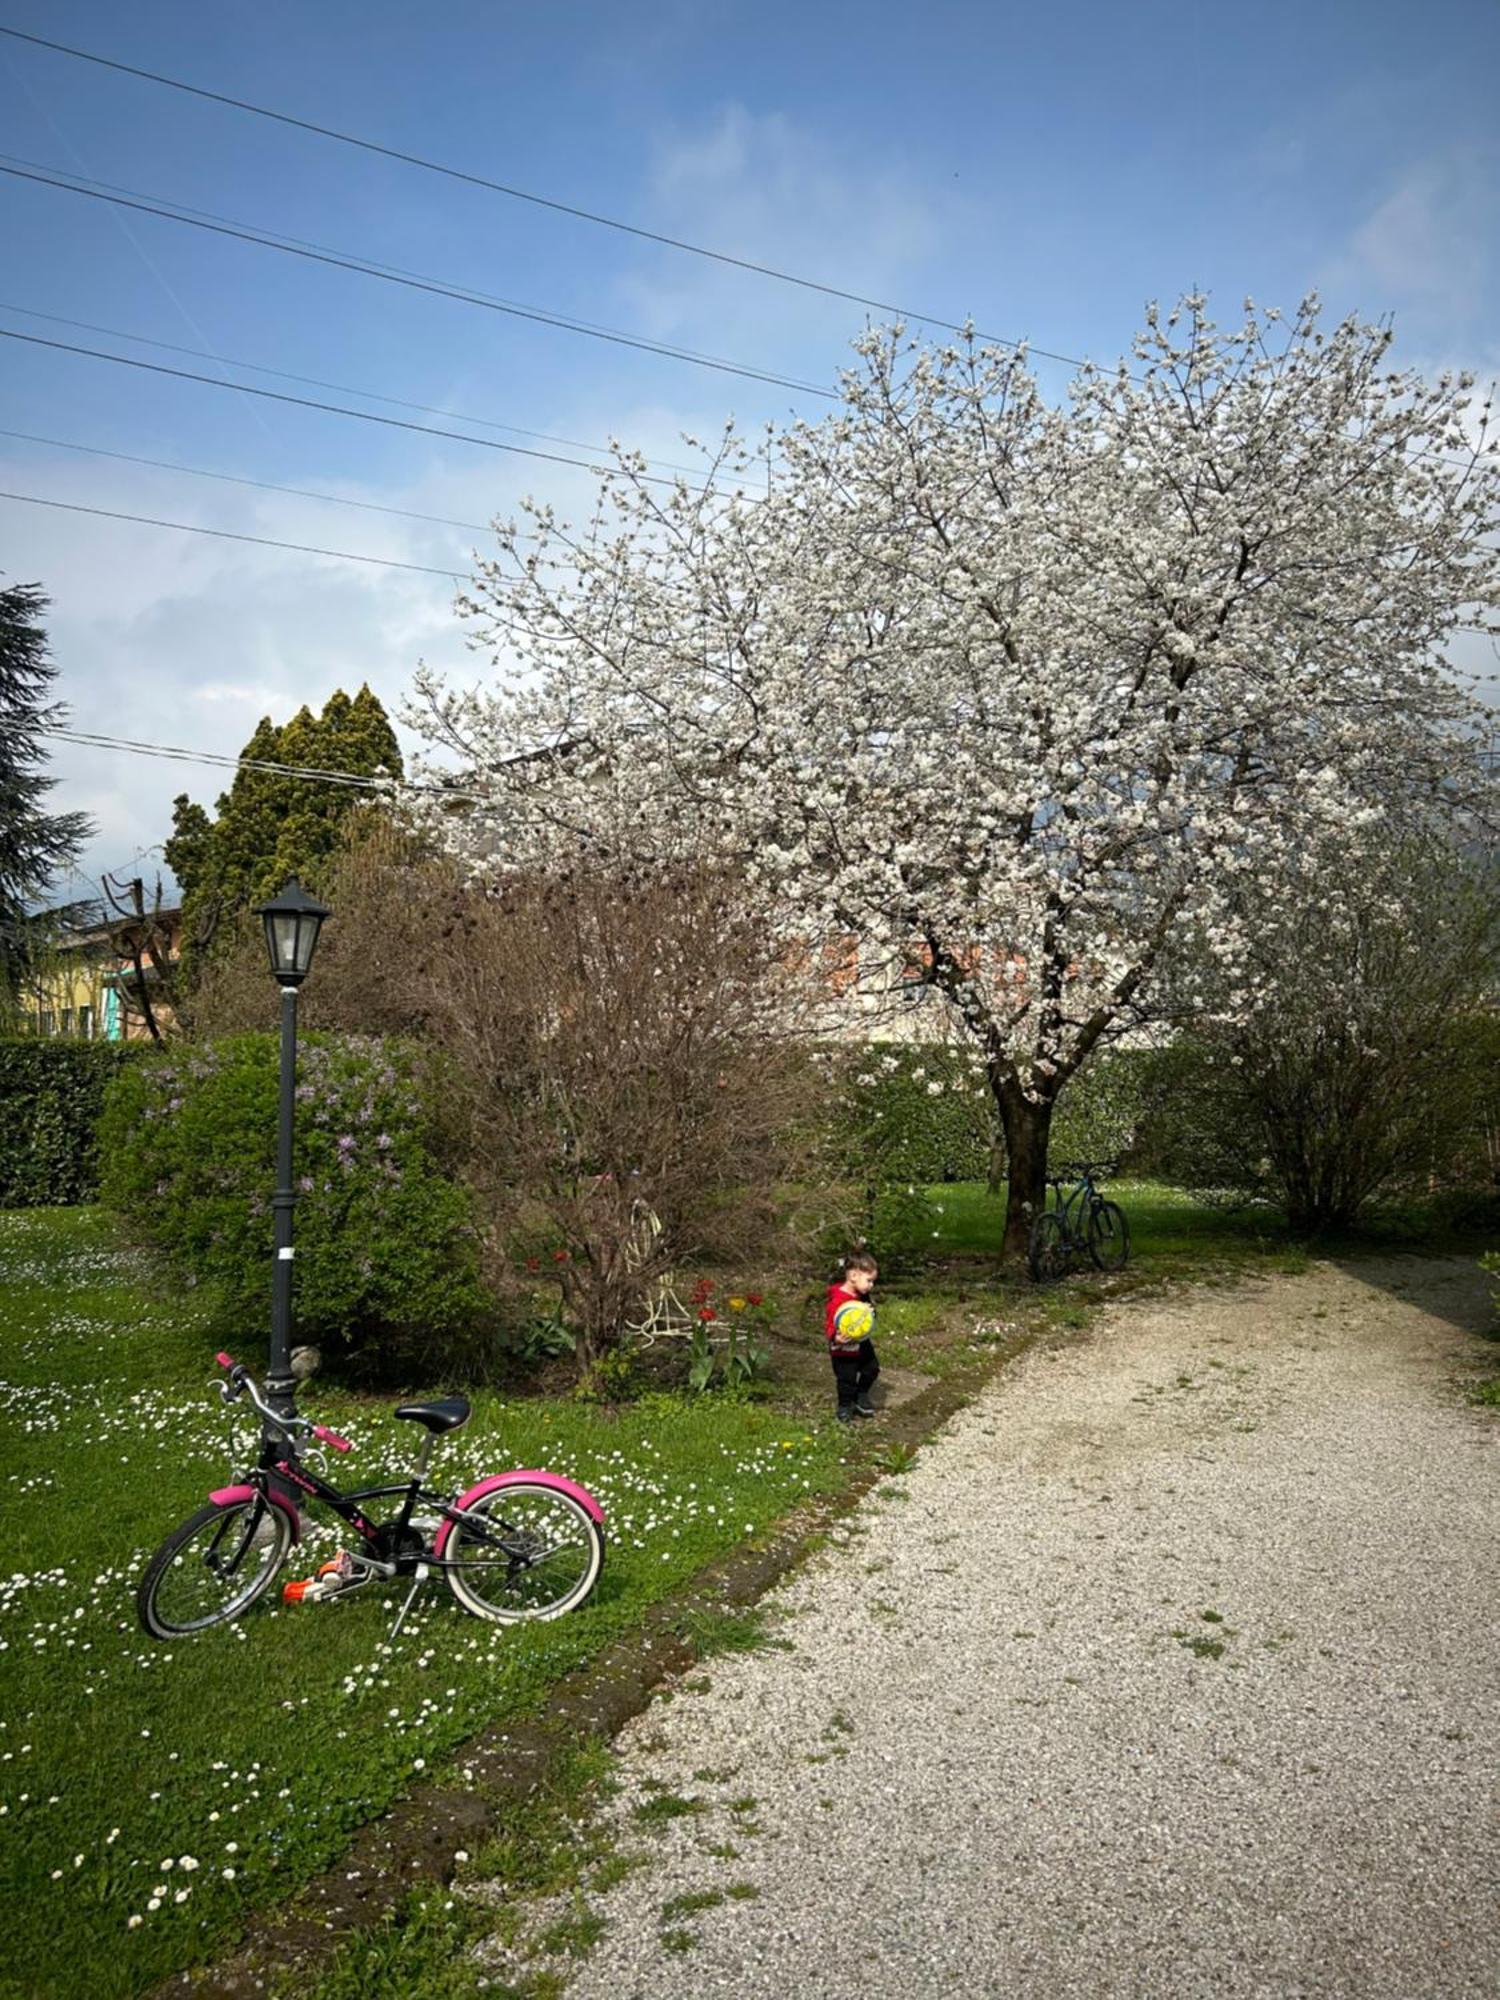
136;1353;605;1641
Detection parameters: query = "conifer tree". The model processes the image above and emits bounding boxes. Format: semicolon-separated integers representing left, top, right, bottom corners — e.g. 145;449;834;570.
167;685;402;973
0;582;92;1002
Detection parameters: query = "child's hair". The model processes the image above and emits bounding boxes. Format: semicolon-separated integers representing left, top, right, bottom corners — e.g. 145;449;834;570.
831;1248;879;1284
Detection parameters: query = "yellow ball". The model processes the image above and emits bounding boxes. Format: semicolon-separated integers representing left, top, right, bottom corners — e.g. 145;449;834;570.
833;1299;874;1343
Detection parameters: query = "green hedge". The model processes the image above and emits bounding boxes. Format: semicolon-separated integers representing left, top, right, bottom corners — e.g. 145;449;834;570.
845;1041;1160;1185
846;1045;993;1184
0;1038;140;1207
1051;1046;1162;1171
97;1033;491;1379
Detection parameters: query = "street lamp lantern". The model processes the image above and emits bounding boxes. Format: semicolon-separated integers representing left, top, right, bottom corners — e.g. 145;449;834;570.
253;877;330;1424
256;876;329;986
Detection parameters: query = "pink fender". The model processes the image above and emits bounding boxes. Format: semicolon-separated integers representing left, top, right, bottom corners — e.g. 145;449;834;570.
210;1483;302;1544
434;1470;605;1558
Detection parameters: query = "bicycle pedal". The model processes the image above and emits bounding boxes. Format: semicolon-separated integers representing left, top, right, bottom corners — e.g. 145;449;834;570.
282;1553;356;1604
283;1577;334;1604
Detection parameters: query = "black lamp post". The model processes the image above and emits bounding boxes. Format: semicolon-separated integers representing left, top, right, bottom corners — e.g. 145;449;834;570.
254;876;329;1423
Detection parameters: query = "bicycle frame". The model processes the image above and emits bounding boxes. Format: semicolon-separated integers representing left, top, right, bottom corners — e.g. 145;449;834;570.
1028;1161;1128;1286
216;1427;604;1578
255;1446;456;1565
1047;1168;1102;1241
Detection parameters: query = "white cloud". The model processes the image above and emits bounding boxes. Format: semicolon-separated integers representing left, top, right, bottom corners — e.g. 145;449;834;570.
5;386;763;896
1329;146;1496;335
190;681;299;710
616;103;960;363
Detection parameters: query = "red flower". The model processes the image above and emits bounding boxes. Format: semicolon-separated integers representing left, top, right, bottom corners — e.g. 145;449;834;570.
697;1307;717;1323
524;1257;540;1273
746;1292;764;1307
690;1277;715;1303
553;1249;571;1263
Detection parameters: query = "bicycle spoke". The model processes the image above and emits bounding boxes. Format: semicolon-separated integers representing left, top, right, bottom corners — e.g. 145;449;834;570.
445;1484;603;1624
138;1498;290;1637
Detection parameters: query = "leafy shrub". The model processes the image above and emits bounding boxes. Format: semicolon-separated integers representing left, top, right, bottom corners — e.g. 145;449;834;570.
1481;1251;1500;1329
97;1033;491;1380
0;1037;140;1207
1133;1012;1500;1227
1132;845;1500;1231
830;1043;1156;1264
1114;1038;1248;1190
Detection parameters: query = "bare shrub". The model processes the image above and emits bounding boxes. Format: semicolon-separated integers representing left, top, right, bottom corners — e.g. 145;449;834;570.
184;814;444;1039
1143;844;1500;1232
198;827;821;1384
416;865;820;1385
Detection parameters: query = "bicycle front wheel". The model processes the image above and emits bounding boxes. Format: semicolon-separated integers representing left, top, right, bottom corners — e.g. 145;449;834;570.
446;1482;604;1624
1028;1211;1072;1284
1087;1200;1130;1272
137;1496;292;1639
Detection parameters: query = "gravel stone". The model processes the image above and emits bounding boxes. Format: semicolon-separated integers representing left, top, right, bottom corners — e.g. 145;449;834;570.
475;1255;1500;1998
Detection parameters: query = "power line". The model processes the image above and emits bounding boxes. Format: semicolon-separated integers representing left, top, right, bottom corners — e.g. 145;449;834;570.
8;319;1482;514
39;725;568;803
0;301;714;480
0;23;1076;364
39;724;442;792
0;428;502;534
0;327;717;491
0;159;838;399
5;28;1493;460
0;487;471;578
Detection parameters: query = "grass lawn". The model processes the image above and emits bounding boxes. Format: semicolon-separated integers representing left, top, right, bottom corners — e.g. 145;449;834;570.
0;1211;858;2000
0;1180;1402;1996
919;1177;1310;1272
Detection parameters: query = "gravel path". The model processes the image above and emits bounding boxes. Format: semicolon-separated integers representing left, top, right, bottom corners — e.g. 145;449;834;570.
473;1256;1500;1998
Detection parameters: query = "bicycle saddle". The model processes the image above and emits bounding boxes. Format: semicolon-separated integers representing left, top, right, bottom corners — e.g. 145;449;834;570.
393;1396;471;1434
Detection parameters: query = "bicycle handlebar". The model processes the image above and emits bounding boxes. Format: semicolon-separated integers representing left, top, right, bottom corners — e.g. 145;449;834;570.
213;1352;312;1442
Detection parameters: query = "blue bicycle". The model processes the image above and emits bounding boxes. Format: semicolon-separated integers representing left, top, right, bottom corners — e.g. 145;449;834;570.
1027;1161;1130;1283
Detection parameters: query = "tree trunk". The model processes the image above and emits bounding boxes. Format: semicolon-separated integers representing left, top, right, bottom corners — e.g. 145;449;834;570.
994;1075;1055;1264
985;1126;1006;1196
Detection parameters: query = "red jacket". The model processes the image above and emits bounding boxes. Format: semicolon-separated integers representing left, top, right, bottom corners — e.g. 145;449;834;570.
825;1283;874;1350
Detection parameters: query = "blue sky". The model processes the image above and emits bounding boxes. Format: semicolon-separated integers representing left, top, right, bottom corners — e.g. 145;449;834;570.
4;0;1497;895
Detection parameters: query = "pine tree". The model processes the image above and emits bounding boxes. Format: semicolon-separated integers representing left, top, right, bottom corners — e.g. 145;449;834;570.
0;582;92;1000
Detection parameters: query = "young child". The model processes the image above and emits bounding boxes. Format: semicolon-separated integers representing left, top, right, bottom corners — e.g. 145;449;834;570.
826;1250;880;1422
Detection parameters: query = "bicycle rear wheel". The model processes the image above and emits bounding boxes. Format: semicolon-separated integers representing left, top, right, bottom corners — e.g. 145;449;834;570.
1028;1211;1072;1284
137;1496;292;1638
1087;1200;1130;1272
445;1482;604;1624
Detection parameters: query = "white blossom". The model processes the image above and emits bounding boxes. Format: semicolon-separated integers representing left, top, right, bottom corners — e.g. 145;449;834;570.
403;298;1498;1229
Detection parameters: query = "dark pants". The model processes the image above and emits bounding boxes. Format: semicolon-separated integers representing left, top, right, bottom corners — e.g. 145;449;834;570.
831;1339;880;1410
